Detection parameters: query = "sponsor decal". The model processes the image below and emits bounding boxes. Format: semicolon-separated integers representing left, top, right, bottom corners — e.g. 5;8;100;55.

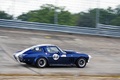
53;54;59;60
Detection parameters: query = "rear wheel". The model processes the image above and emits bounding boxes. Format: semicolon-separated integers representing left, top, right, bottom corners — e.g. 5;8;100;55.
36;58;47;68
76;58;86;68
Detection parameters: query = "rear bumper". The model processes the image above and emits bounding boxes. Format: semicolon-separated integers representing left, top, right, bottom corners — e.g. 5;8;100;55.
13;54;20;62
13;54;23;62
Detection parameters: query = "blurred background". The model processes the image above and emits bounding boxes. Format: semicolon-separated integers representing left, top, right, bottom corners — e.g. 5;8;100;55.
0;0;120;28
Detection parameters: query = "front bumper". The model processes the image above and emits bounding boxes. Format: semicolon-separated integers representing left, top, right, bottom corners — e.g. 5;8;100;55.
88;55;92;62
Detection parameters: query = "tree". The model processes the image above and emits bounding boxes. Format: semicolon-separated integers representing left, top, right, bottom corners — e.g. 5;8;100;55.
77;9;98;27
58;10;73;25
77;12;95;27
115;5;120;15
99;8;116;25
18;4;120;27
77;8;116;27
111;17;120;26
0;11;13;19
70;13;80;26
18;4;75;26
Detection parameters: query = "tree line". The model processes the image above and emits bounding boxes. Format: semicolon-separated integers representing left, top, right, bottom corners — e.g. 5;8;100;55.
0;4;120;28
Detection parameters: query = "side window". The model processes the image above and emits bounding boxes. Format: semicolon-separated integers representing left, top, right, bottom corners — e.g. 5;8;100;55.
46;46;59;53
33;47;43;52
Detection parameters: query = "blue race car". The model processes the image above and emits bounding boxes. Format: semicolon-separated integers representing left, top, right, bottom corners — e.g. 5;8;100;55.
13;44;91;68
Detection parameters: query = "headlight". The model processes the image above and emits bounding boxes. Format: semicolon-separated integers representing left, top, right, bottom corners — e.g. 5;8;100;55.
88;55;92;59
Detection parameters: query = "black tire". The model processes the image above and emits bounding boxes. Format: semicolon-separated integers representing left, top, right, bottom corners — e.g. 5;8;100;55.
26;63;31;65
76;58;86;68
36;58;47;68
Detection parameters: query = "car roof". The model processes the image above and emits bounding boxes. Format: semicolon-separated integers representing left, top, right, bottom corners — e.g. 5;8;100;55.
16;44;56;55
31;44;55;48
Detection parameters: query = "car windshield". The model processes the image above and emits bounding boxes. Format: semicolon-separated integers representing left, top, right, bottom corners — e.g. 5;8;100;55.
46;46;59;53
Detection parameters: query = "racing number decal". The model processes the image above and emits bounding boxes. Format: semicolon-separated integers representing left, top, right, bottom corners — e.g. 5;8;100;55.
53;54;59;60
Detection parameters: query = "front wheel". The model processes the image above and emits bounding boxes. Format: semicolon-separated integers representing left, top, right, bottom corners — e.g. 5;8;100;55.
36;58;47;68
76;58;86;68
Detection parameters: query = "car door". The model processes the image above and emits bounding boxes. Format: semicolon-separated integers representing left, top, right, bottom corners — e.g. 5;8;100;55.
46;46;70;65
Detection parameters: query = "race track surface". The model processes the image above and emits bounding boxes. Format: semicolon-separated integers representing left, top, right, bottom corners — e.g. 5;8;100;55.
0;27;120;77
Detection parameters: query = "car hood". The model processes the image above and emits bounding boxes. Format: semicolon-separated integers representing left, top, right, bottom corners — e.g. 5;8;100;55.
64;50;87;55
64;50;80;54
64;50;75;53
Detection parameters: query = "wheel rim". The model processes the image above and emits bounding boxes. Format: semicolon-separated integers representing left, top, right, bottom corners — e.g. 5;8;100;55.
38;58;46;68
78;58;86;67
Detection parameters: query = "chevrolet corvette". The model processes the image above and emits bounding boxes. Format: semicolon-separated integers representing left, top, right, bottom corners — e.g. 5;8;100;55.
13;44;91;68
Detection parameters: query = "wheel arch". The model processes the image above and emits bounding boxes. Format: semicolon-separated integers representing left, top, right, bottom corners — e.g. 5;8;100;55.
75;56;88;64
75;56;88;68
33;56;49;65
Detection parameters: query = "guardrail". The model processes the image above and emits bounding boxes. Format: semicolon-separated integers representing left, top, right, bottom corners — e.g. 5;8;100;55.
97;24;120;37
0;19;120;38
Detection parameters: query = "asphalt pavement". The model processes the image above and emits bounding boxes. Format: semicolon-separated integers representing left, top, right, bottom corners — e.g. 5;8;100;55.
0;27;120;76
